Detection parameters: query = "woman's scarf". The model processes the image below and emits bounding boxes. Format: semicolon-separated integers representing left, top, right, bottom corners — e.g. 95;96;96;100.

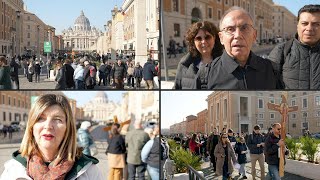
27;154;74;180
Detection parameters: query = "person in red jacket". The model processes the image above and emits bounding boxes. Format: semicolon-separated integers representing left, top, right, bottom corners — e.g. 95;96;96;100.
189;134;201;156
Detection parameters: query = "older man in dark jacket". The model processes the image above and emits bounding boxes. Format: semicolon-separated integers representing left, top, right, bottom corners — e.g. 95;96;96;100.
207;7;276;89
143;59;156;89
269;4;320;89
112;60;127;89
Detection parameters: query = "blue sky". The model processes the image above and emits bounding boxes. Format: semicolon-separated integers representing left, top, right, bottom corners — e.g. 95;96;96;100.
273;0;319;15
63;91;124;107
23;0;123;34
161;92;212;129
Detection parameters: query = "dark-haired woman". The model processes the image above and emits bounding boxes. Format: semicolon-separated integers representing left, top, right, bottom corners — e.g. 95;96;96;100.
173;21;223;89
106;123;126;180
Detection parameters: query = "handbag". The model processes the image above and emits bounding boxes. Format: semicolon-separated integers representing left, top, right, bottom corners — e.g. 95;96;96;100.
89;144;98;156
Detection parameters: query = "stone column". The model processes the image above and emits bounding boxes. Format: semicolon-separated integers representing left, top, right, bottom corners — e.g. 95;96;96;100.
134;0;147;66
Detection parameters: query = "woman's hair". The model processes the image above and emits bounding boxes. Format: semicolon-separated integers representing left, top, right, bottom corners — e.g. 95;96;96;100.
20;94;78;162
191;133;197;141
219;133;227;143
185;21;223;58
0;56;7;65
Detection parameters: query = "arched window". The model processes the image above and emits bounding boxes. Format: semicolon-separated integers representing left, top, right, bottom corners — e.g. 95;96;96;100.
191;8;201;24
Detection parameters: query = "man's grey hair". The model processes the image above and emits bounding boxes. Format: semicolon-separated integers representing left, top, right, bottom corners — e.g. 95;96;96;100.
219;6;254;30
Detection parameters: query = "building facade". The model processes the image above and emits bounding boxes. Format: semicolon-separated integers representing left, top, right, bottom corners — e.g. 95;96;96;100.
162;0;294;51
272;4;297;40
22;11;49;58
82;92;120;124
197;109;207;133
62;11;102;52
206;91;320;137
0;0;24;56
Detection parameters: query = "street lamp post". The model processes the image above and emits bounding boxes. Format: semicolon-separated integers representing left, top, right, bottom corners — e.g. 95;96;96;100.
16;11;21;56
37;25;40;60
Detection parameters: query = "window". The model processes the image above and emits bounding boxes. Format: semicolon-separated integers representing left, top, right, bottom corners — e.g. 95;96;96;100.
13;98;15;106
225;0;228;5
291;100;296;106
292;113;296;119
303;92;307;95
302;112;308;118
27;25;30;29
292;94;296;98
27;33;30;38
303;98;308;108
208;8;212;19
270;113;275;119
223;99;227;118
232;0;235;6
258;113;264;119
172;0;179;12
2;95;4;104
8;97;10;105
3;112;5;121
218;10;221;20
173;23;180;37
315;96;320;106
292;123;296;128
259;124;264;128
317;122;320;127
316;111;320;117
216;103;220;120
269;97;275;104
258;99;264;108
9;113;11;121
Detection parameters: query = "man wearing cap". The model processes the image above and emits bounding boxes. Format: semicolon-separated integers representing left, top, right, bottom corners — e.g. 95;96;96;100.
247;125;265;180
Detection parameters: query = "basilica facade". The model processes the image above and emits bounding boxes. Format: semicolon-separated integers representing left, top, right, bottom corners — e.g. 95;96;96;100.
62;11;102;52
82;92;120;124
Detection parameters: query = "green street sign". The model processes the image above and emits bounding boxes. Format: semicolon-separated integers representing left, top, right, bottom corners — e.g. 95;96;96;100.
44;41;51;53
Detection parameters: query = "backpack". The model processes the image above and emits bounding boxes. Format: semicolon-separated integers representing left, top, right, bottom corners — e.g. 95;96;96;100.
282;39;294;62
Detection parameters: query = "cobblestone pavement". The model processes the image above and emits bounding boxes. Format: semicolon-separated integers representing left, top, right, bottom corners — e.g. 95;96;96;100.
201;161;312;180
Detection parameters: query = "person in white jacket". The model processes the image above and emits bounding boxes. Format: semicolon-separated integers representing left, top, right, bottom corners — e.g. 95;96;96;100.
0;94;103;180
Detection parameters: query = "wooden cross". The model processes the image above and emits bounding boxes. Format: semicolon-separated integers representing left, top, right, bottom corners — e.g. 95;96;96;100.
103;115;131;131
267;92;298;177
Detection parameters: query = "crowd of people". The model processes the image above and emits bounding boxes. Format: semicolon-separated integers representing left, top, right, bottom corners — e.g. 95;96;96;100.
173;4;320;90
163;124;289;180
0;53;160;90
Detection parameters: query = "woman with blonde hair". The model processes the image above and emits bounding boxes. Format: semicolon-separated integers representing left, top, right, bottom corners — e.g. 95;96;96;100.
0;94;103;180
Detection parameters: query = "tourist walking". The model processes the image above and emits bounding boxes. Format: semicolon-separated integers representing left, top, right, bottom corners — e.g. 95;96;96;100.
247;125;265;180
0;56;12;89
125;121;150;180
235;136;248;179
107;123;126;180
34;61;41;83
214;133;238;180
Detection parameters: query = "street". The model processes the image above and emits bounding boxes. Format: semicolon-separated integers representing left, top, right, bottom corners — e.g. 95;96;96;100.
17;66;149;90
201;161;312;180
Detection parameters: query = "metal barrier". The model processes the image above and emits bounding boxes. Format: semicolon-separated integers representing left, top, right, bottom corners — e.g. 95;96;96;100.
187;165;207;180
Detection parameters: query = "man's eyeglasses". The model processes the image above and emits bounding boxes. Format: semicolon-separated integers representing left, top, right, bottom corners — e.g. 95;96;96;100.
194;35;213;42
221;24;254;35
